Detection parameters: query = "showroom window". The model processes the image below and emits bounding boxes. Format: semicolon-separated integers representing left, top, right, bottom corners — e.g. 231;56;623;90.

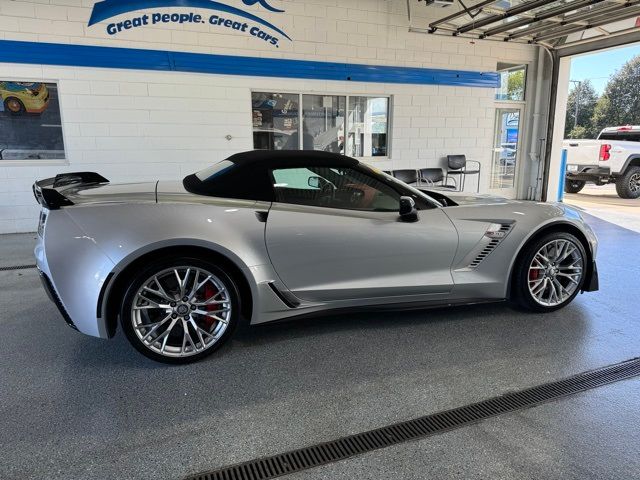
252;92;300;151
252;92;389;158
0;79;66;161
346;96;388;157
495;64;526;102
491;63;527;190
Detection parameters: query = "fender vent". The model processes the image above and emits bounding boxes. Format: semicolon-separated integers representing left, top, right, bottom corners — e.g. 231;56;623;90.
468;224;512;269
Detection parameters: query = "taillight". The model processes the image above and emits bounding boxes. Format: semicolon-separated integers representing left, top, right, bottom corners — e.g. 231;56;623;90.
599;143;611;161
38;210;47;237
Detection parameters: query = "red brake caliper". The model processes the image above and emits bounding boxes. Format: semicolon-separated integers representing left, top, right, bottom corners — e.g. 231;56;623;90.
202;283;219;329
529;266;539;281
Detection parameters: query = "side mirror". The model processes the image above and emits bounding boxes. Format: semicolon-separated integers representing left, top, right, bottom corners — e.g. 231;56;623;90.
399;196;418;222
308;176;321;188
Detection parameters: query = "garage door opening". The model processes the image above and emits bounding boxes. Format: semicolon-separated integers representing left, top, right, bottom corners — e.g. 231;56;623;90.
546;40;640;232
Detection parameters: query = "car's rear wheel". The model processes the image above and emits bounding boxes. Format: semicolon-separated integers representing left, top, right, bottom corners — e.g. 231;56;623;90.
564;179;585;194
120;257;240;363
512;232;587;312
4;97;25;115
615;166;640;199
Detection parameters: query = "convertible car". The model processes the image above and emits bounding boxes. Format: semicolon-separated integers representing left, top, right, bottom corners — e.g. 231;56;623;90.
33;151;599;363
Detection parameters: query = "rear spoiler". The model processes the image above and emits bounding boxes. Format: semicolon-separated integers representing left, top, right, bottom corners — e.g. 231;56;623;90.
32;172;109;210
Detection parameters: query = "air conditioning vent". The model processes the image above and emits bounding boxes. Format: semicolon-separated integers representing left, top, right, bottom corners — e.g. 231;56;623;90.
468;224;512;269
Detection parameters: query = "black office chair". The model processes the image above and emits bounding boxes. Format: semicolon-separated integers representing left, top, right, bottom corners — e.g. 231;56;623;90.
418;168;456;189
445;155;481;192
392;169;419;185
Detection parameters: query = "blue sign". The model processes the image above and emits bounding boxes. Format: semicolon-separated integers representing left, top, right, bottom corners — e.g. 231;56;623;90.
88;0;290;47
506;127;519;144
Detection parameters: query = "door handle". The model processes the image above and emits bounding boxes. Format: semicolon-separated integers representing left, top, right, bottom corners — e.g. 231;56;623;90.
255;210;269;223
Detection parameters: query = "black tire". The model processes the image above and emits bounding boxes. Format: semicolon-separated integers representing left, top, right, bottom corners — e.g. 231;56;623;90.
120;256;241;364
4;97;25;115
511;232;587;313
564;179;585;194
615;166;640;199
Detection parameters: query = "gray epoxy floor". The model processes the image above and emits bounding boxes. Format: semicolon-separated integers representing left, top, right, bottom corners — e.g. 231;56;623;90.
1;214;639;480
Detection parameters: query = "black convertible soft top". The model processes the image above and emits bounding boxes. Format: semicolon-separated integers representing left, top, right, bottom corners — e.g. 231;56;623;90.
226;150;359;169
183;150;359;201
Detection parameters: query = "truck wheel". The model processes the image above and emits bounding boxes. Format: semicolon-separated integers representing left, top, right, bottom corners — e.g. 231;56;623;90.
564;180;585;194
615;166;640;199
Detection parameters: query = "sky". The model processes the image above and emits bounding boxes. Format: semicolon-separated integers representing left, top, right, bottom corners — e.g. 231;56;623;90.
570;44;640;94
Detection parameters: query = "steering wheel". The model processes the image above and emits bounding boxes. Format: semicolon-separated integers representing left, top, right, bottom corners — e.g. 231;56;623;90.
318;180;336;206
347;187;365;207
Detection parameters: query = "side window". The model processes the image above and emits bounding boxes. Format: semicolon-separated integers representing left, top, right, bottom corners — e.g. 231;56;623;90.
270;166;400;211
273;168;319;190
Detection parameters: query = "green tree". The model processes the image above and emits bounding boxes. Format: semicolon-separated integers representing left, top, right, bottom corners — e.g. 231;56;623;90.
591;95;612;135
591;54;640;131
507;69;525;100
564;80;598;138
567;125;588;139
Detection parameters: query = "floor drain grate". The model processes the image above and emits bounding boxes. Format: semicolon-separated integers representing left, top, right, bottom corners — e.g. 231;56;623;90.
185;357;640;480
0;264;36;271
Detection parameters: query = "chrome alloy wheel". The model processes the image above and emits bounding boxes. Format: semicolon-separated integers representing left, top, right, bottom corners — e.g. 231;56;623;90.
629;172;640;193
527;239;584;307
131;266;232;358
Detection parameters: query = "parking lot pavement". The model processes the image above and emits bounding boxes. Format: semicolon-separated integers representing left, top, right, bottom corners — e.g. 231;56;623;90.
1;213;639;480
565;184;640;232
0;232;38;267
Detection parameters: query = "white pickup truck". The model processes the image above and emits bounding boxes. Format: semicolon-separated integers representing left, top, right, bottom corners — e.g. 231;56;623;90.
563;125;640;199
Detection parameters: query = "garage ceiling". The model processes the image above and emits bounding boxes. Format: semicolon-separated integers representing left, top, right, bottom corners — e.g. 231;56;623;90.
412;0;640;48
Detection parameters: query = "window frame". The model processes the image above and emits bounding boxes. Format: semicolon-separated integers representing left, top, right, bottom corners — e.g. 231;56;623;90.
0;76;69;167
251;90;392;160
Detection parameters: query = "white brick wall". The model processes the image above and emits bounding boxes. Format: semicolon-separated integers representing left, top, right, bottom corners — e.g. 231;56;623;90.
0;0;539;233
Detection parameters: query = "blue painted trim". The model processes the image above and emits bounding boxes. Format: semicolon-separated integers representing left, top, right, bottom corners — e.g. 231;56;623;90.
558;148;568;202
0;40;500;88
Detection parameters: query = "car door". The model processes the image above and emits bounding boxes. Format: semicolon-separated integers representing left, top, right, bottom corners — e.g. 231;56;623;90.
264;166;459;303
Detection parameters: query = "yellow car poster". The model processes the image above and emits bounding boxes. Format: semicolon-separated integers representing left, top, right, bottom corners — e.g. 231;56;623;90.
0;81;65;160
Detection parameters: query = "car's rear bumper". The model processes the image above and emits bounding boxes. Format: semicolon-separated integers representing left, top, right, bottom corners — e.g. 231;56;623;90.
566;166;610;182
35;209;114;338
38;268;78;331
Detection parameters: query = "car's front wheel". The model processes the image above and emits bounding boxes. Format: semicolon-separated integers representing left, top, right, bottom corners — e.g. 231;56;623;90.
120;257;240;363
512;232;587;312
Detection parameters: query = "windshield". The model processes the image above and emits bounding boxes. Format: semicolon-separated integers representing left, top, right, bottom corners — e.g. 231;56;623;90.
358;162;443;208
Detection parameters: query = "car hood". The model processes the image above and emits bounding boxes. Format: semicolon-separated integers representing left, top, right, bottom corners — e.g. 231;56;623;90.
420;188;517;206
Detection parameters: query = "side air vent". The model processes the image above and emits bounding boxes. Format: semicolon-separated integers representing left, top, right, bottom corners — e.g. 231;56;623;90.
468;224;512;269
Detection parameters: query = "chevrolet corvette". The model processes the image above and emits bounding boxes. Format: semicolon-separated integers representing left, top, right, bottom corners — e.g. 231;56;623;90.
33;151;598;363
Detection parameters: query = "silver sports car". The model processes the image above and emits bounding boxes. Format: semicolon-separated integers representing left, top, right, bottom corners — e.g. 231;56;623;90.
33;151;599;363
